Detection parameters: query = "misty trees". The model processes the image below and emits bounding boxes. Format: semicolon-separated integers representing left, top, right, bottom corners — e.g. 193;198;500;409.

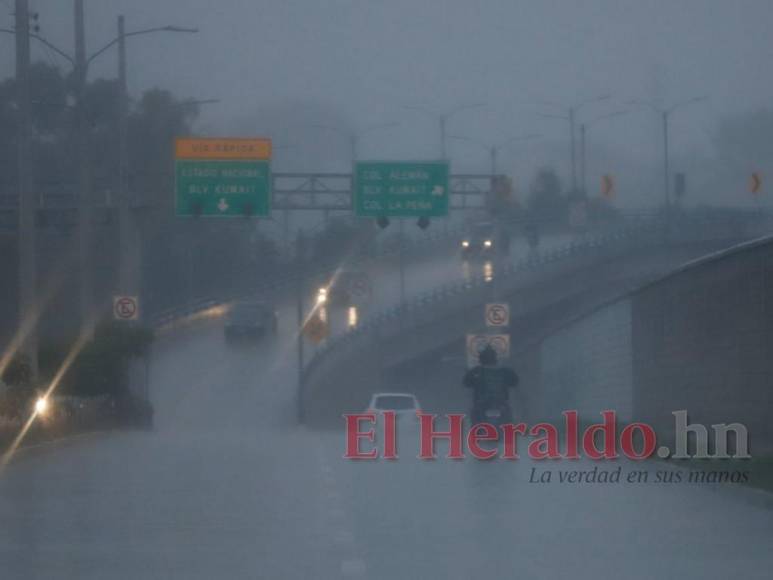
715;108;773;173
528;167;567;222
0;64;196;198
128;89;200;204
1;63;280;325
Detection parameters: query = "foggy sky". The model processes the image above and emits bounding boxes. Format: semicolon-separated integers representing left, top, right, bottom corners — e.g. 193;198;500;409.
2;0;773;206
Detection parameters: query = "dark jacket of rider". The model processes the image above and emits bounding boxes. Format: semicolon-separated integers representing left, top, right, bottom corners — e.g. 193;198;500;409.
463;345;518;403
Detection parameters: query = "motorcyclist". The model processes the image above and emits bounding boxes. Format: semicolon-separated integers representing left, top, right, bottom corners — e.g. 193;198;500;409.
463;345;518;423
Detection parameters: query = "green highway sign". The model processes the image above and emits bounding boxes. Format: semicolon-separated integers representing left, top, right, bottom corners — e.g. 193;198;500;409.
354;161;450;218
175;159;271;217
175;137;272;217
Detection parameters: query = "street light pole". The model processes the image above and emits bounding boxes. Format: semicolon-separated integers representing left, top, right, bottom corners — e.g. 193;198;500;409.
74;0;94;335
440;116;447;159
578;110;628;196
579;123;586;195
449;133;541;177
398;219;405;304
626;97;706;210
569;107;577;192
535;95;609;195
404;103;485;160
7;4;196;336
663;110;670;208
295;230;306;423
117;15;139;301
15;0;37;375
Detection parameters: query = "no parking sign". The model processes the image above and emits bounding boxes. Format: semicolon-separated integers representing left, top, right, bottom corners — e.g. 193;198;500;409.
113;296;139;321
466;334;510;368
485;303;509;328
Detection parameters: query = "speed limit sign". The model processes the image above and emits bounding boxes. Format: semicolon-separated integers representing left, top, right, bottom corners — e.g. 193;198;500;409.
113;296;139;321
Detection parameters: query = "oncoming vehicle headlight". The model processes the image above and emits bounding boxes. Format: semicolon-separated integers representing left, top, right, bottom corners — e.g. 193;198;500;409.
461;240;470;248
484;239;493;248
317;288;328;305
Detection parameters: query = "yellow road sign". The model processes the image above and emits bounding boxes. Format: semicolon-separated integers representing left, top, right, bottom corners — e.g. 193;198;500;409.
750;172;762;195
303;313;329;345
601;174;615;198
175;137;272;160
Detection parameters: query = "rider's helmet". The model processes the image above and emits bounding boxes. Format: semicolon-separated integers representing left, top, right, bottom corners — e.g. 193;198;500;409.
478;344;498;366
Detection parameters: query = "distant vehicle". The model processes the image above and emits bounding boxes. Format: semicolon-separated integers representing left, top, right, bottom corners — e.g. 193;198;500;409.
460;222;509;258
318;270;371;307
224;300;278;341
367;392;421;426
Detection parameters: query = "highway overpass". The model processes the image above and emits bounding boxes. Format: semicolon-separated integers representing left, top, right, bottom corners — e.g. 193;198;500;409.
2;210;772;579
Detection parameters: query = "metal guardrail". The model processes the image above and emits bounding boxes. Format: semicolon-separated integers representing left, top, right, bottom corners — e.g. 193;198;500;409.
147;209;767;338
300;211;767;386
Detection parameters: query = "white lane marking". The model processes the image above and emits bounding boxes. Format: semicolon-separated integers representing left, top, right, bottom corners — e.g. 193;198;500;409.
333;529;355;547
341;558;367;577
316;441;368;578
327;505;346;521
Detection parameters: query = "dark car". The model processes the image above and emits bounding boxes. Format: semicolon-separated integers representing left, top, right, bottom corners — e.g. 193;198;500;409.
224;301;278;341
460;222;509;258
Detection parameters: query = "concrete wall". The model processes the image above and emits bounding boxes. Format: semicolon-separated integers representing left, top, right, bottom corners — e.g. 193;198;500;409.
539;299;633;422
530;235;773;455
631;237;773;455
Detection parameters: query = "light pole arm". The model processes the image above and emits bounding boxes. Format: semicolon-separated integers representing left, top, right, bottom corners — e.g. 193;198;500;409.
667;96;708;114
87;25;198;66
448;135;489;154
499;133;541;148
2;24;197;69
1;28;76;65
359;121;400;137
625;99;661;114
444;102;485;121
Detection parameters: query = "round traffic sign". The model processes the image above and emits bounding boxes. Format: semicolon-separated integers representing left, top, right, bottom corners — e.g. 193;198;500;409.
485;303;509;327
471;335;490;355
488;335;509;357
114;296;138;320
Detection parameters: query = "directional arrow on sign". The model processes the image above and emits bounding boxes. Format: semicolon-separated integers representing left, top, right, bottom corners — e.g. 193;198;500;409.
217;198;230;212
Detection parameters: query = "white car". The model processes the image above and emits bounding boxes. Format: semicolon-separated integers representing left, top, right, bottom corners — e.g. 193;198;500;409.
367;392;421;427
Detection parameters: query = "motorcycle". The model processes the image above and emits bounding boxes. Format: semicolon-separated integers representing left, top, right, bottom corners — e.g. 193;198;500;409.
471;397;513;427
